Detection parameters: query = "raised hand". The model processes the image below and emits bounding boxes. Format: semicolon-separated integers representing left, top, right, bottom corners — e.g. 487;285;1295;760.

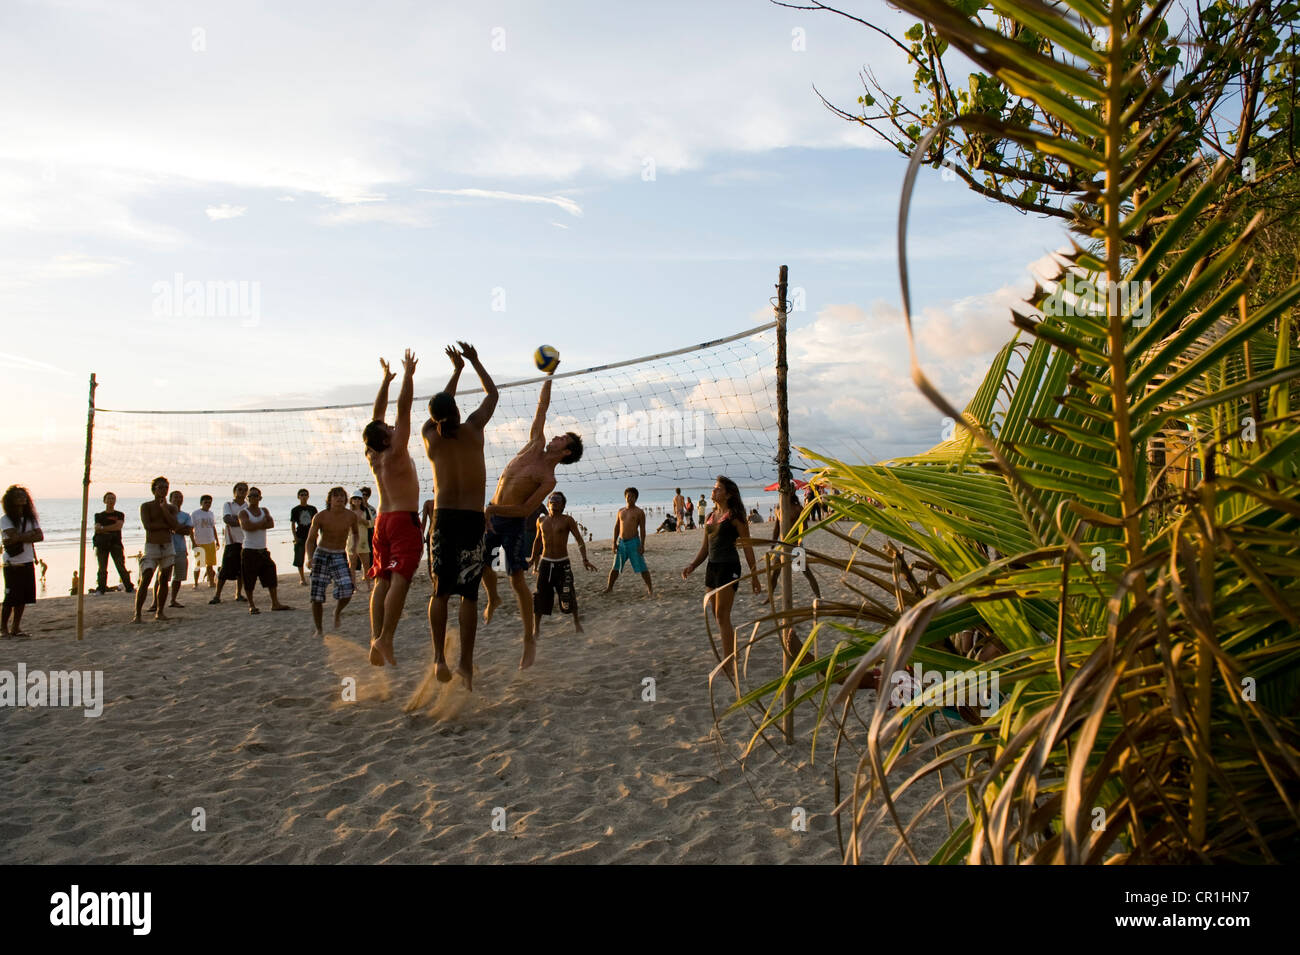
445;345;464;370
380;358;395;382
402;348;418;376
456;341;479;364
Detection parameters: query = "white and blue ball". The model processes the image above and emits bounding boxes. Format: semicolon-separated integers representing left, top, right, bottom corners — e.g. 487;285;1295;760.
534;345;560;374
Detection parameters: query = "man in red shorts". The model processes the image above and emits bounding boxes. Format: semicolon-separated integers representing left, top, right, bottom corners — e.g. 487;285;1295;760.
362;349;423;666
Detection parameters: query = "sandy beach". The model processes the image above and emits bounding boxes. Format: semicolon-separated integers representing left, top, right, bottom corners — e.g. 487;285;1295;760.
1;525;942;864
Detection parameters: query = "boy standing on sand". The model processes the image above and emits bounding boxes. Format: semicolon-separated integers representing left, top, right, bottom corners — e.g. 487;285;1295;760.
135;476;181;623
604;487;653;596
238;487;294;615
529;491;596;636
191;494;218;589
306;486;361;638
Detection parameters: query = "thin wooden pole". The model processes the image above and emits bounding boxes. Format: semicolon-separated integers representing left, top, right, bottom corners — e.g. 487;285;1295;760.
775;266;795;744
76;373;97;641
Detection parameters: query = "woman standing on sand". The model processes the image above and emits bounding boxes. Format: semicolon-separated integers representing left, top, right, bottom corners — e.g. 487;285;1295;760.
682;475;759;683
2;485;44;637
348;493;372;593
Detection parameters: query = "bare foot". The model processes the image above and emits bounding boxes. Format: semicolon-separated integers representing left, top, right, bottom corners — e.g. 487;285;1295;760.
368;641;384;666
370;637;396;666
155;611;169;621
271;605;293;611
574;623;584;633
482;597;498;625
131;614;142;624
519;639;537;670
435;661;453;683
145;604;157;613
332;610;343;628
455;663;473;692
312;628;324;639
169;601;183;608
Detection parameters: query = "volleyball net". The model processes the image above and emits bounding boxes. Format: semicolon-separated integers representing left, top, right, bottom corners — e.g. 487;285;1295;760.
92;322;792;490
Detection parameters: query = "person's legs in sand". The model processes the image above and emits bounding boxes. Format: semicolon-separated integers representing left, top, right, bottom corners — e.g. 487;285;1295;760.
709;585;739;686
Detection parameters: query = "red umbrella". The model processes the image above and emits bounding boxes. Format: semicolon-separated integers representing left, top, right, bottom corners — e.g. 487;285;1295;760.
763;478;809;492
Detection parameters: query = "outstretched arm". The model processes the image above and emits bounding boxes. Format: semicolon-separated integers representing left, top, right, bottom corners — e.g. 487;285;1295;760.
394;349;417;448
460;342;499;428
530;377;553;442
372;357;396;423
443;345;463;396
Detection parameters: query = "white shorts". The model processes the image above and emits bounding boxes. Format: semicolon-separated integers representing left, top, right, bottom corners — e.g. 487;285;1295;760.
140;541;176;572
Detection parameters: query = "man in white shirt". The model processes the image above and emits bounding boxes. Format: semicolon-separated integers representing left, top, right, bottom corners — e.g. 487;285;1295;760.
237;486;293;614
190;494;219;589
211;482;248;605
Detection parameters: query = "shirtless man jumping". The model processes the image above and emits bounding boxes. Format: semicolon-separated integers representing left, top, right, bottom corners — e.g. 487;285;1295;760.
362;350;424;666
482;365;584;670
305;486;362;638
422;342;497;691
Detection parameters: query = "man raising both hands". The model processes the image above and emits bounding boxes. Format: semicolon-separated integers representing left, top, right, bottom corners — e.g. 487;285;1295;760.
362;350;424;666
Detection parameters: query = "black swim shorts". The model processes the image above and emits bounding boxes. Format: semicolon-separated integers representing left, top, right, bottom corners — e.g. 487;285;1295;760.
430;509;486;600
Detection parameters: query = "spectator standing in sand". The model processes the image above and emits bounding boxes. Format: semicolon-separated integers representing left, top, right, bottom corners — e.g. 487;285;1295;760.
699;493;707;515
211;482;248;604
348;494;372;593
604;486;653;597
305;486;361;638
361;351;425;667
237;487;293;614
481;360;584;671
360;486;377;553
529;491;595;636
162;489;193;609
1;485;43;637
672;488;686;532
289;489;317;586
682;475;760;684
422;342;497;690
135;476;181;623
92;491;133;594
190;495;218;589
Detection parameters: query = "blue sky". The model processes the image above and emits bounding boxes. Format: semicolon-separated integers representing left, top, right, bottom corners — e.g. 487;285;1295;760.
1;0;1069;495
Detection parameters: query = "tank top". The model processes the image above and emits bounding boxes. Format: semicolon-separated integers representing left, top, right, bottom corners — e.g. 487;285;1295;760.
706;510;740;563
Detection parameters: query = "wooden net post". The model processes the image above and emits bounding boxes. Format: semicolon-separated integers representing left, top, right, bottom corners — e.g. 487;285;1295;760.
76;373;97;641
775;266;795;744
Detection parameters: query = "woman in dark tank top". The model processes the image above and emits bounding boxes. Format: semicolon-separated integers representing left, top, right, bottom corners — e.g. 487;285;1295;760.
682;475;760;685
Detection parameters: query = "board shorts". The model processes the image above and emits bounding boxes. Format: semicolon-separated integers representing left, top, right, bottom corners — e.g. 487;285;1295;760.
429;509;485;600
241;548;277;591
533;557;576;617
310;547;354;603
614;537;647;574
484;514;530;575
195;542;217;568
292;538;307;569
370;511;422;581
219;542;243;582
2;563;36;607
705;560;742;593
173;550;189;580
140;541;176;573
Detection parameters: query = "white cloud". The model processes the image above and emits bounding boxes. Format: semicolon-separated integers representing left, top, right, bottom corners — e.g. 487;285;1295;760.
419;188;583;218
205;204;247;221
0;253;128;290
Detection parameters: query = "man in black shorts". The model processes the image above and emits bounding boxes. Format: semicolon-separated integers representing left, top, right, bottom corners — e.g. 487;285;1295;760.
211;482;248;604
420;342;498;691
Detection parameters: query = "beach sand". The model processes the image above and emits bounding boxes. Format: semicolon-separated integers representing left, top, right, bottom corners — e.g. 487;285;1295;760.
0;526;948;864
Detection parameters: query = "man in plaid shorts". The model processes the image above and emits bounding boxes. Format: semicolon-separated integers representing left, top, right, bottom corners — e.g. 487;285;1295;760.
306;487;362;638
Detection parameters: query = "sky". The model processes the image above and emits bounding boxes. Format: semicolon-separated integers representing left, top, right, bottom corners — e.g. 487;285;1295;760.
1;0;1070;498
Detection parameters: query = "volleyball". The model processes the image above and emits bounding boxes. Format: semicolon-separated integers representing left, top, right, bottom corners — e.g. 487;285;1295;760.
534;345;560;374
